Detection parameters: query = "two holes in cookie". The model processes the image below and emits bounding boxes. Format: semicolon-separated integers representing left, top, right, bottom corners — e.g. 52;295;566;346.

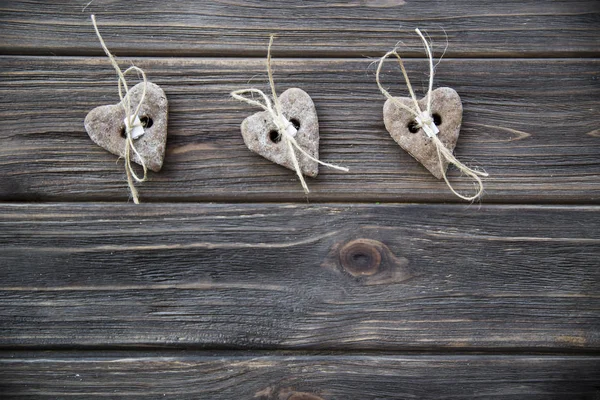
268;118;301;144
407;113;442;134
120;115;153;138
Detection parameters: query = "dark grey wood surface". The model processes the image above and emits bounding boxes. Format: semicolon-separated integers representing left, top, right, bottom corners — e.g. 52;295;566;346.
1;352;599;399
1;0;599;398
1;204;598;350
1;0;599;57
1;57;598;202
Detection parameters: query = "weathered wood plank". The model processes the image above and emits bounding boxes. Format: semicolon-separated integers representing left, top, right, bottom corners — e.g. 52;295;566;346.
0;352;598;399
0;1;599;57
0;203;598;350
1;57;598;203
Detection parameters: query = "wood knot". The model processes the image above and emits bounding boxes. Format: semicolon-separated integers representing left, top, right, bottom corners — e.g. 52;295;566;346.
322;236;411;285
339;239;382;276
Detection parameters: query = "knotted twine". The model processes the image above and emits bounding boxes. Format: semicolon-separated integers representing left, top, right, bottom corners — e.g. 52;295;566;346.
91;15;148;204
376;28;488;201
231;35;349;193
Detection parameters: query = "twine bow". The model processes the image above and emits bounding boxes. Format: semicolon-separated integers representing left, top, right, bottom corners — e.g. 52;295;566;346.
376;28;488;201
231;35;348;194
91;15;148;204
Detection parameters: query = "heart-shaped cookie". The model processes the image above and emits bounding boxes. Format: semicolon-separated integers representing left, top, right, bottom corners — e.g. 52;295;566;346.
84;81;168;172
240;88;319;177
383;87;462;179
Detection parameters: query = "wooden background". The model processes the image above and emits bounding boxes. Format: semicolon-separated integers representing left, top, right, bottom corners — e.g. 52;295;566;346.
0;1;599;398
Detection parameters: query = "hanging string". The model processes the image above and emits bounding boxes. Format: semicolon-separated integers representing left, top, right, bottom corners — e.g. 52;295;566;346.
231;35;348;194
91;14;148;204
376;28;488;201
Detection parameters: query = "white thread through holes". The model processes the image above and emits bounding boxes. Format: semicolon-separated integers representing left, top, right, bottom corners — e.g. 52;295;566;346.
276;114;298;138
416;112;439;138
124;115;145;139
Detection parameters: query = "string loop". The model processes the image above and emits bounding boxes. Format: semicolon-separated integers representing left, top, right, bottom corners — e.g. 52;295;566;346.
91;15;148;204
231;35;348;194
376;28;488;201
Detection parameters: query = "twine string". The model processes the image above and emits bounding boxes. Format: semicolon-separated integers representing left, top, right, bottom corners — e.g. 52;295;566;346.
376;28;488;201
232;35;348;193
91;14;148;204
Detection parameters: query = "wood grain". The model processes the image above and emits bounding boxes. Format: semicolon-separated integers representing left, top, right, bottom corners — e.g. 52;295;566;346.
1;57;598;203
1;203;598;350
2;0;598;393
0;352;598;399
0;1;599;57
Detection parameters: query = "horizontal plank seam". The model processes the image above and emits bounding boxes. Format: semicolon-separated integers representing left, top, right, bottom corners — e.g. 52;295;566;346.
2;203;599;211
1;54;599;61
0;346;598;356
2;199;600;206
